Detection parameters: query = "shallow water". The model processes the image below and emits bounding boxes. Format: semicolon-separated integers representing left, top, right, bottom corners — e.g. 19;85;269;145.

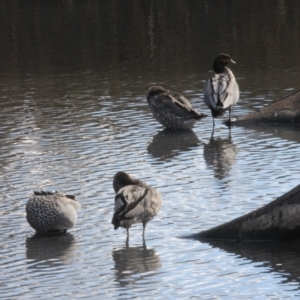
1;1;300;299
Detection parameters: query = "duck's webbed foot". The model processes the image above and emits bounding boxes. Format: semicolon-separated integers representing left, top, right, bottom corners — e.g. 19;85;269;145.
224;117;236;127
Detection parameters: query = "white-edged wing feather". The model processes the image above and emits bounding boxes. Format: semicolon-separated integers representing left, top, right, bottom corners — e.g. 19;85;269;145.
154;92;201;119
114;185;149;219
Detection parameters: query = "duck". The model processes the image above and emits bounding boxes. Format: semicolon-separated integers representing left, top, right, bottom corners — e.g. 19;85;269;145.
147;86;206;129
112;171;162;242
204;53;240;127
26;191;81;234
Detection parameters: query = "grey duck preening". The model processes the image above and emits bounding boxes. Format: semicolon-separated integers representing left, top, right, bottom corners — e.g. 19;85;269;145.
204;53;240;127
112;171;162;242
147;86;206;129
26;191;81;234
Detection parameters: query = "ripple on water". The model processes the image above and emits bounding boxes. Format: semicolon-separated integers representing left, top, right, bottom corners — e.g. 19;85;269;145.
2;75;300;299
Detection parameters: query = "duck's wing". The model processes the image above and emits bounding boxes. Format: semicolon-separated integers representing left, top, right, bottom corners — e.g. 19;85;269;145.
204;73;238;110
112;185;149;228
155;92;203;119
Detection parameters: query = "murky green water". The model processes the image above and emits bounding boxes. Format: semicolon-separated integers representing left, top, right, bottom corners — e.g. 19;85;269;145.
1;1;300;299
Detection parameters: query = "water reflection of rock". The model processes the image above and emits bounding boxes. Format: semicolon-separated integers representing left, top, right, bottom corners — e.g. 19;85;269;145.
243;123;300;144
207;240;300;285
112;244;161;286
147;129;200;160
26;233;77;266
203;133;238;179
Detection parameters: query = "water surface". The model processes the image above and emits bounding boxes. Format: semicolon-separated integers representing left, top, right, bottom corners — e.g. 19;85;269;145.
1;1;300;299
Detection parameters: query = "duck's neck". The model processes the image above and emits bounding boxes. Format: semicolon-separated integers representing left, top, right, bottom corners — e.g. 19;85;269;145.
213;61;226;74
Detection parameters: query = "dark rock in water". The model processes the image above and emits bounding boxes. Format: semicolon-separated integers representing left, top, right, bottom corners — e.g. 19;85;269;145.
192;184;300;241
235;89;300;125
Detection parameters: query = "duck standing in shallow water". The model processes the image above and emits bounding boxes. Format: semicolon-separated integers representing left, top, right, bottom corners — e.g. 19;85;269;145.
147;86;206;129
204;53;239;127
26;191;81;234
112;171;162;242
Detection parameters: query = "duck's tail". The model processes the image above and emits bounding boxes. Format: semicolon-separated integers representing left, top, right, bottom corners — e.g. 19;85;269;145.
212;108;226;118
192;113;207;120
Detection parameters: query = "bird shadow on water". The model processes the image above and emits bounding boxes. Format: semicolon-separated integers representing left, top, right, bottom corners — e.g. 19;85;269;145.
203;130;239;180
147;128;201;161
206;239;300;288
112;241;162;287
26;232;77;267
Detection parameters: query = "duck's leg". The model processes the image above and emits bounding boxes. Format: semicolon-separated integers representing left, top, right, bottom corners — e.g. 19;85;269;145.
142;222;147;237
228;106;236;124
210;127;215;138
142;238;147;249
211;111;215;128
126;228;129;244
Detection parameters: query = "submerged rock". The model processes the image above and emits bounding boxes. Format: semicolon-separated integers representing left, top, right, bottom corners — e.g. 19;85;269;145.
193;184;300;241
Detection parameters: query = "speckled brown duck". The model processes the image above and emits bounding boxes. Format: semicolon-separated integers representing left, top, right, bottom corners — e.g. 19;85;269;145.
112;171;162;242
204;53;240;127
147;86;206;129
26;191;81;234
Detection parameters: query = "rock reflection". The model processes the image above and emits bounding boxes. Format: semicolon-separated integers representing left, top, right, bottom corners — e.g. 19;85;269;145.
242;123;300;144
26;233;77;266
147;129;200;160
207;240;300;286
112;243;161;286
203;132;238;179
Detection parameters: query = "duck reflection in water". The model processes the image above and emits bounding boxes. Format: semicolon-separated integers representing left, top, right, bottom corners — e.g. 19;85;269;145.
203;130;238;179
112;243;161;287
26;233;77;267
147;128;200;161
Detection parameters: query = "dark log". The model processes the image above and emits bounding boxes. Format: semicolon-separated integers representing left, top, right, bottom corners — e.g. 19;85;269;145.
235;88;300;125
192;184;300;241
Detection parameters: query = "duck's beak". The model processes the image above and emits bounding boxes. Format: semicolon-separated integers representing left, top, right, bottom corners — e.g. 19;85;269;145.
230;59;236;64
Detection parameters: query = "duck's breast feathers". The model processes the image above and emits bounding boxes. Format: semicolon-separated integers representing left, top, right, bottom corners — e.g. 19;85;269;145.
204;68;239;110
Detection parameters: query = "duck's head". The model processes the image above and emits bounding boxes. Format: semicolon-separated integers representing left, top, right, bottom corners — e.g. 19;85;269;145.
213;53;236;74
113;171;137;193
147;86;168;101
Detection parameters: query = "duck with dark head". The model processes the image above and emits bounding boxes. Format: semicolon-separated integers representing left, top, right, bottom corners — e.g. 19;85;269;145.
204;53;240;127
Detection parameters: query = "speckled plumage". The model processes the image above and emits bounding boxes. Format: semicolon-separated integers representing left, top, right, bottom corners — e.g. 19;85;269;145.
147;86;206;129
204;53;239;126
112;171;162;241
26;191;81;233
